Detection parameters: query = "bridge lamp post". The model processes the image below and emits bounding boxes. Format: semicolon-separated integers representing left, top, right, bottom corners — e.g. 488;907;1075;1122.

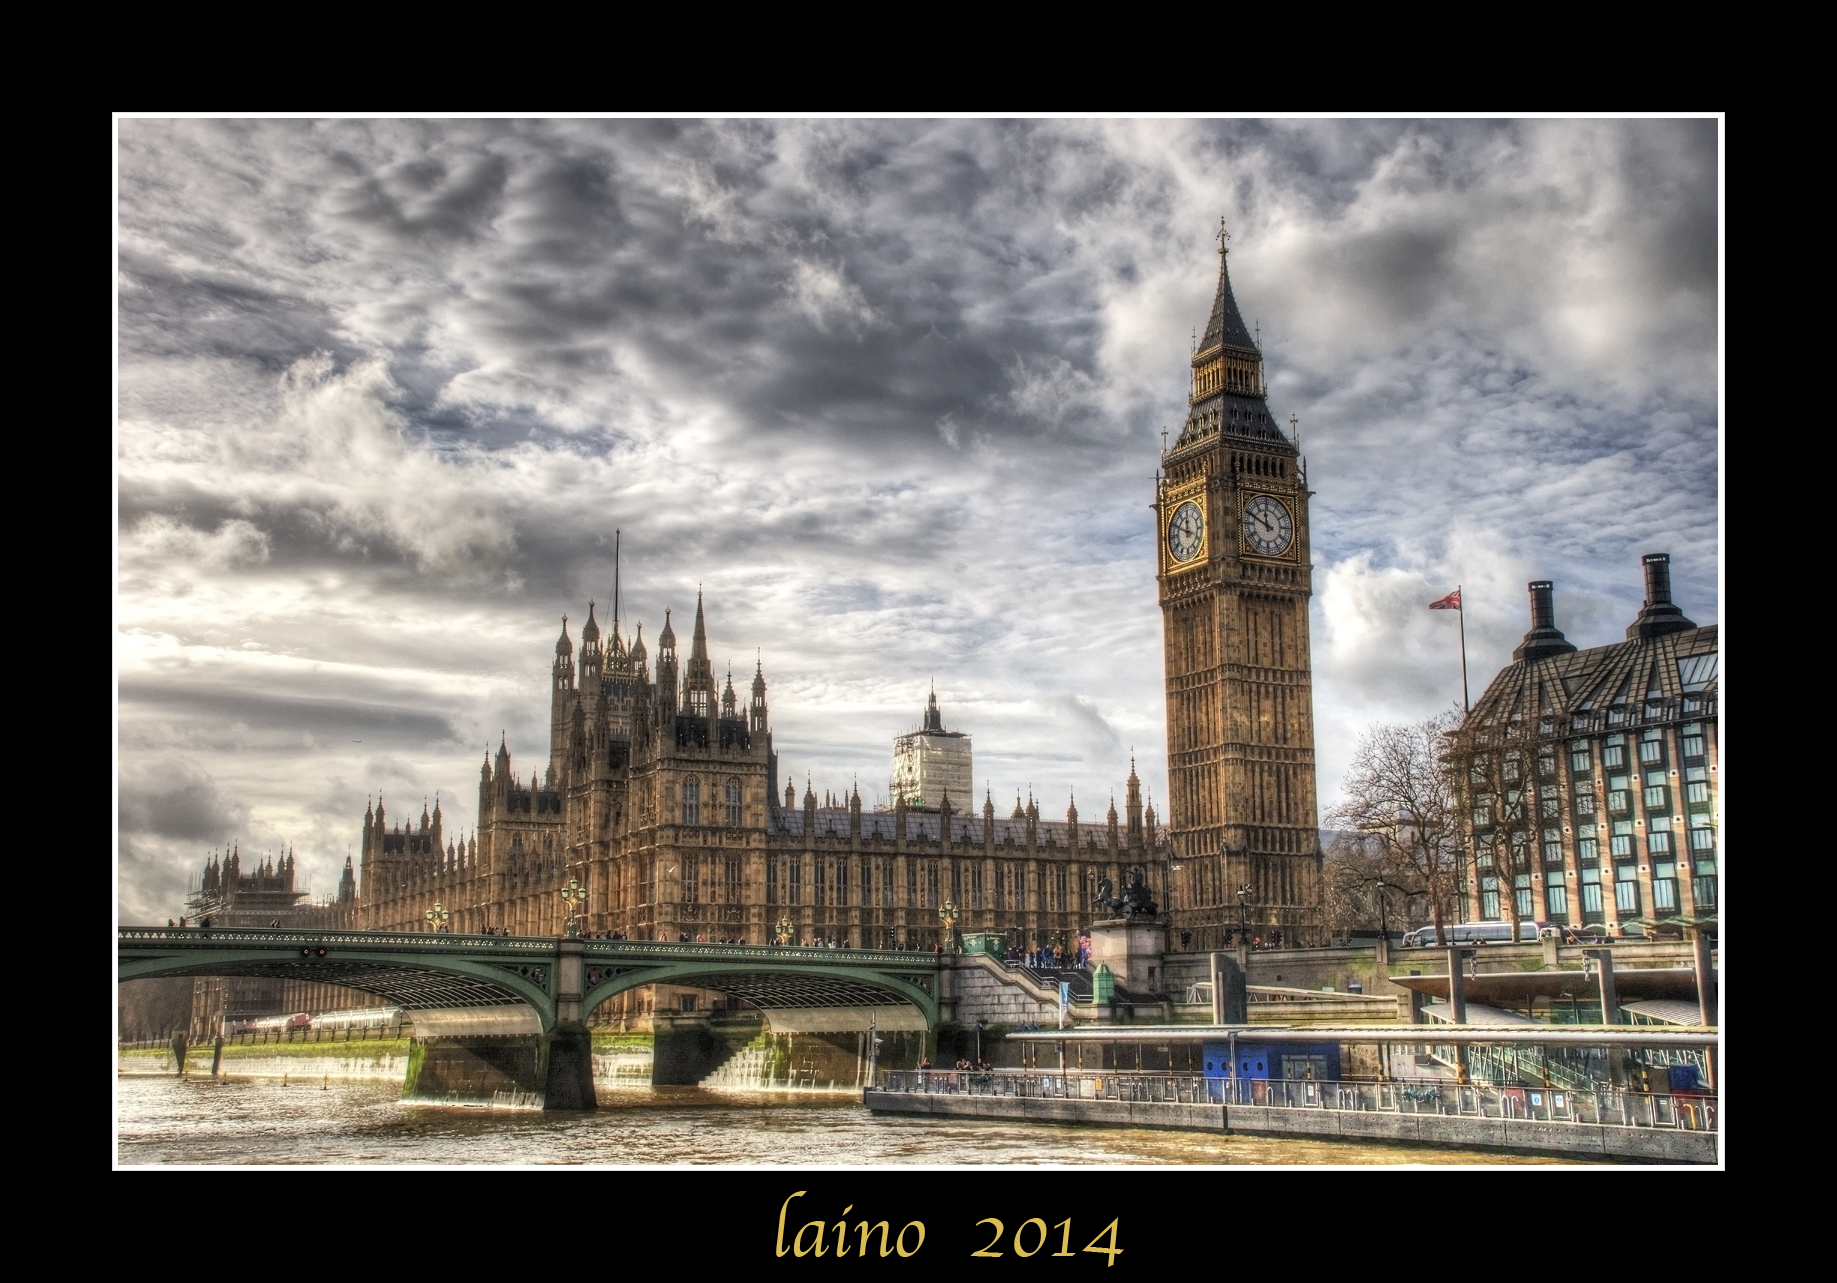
560;879;587;939
775;916;795;947
424;903;450;934
1236;885;1255;948
939;898;960;954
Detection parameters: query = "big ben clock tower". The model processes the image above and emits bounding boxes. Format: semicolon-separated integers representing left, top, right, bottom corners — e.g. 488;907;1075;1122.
1157;225;1322;948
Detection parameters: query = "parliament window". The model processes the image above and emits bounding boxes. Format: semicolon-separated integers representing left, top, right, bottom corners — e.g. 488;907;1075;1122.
907;862;917;908
1648;830;1671;855
682;777;700;827
766;859;778;905
1571;745;1592;773
789;859;802;906
1639;734;1664;765
1603;743;1626;769
882;860;894;907
1644;785;1668;810
1689;827;1716;852
971;865;983;909
725;779;741;827
1686;780;1710;805
1682;734;1706;760
725;857;740;904
837;860;849;906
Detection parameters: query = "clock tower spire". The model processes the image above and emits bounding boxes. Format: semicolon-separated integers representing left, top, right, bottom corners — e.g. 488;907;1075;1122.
1156;225;1323;948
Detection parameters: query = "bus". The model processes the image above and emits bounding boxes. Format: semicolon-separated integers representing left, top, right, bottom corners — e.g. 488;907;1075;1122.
1400;921;1547;947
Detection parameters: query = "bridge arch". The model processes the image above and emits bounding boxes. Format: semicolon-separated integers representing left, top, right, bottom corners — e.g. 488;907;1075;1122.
118;930;556;1027
582;961;938;1028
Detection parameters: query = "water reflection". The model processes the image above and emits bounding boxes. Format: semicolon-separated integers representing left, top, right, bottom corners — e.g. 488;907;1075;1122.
116;1077;1580;1166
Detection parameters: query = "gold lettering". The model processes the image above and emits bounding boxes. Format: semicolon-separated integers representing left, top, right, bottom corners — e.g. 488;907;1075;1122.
857;1221;893;1257
794;1221;827;1258
896;1221;926;1257
775;1191;807;1258
834;1206;853;1257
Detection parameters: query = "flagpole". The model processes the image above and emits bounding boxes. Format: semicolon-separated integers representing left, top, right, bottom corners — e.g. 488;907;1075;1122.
1457;584;1470;714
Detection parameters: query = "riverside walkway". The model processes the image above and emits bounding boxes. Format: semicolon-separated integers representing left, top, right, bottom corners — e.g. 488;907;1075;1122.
866;1067;1717;1162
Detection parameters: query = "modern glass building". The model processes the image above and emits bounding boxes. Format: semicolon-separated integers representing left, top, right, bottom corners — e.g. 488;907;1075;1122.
1446;555;1718;935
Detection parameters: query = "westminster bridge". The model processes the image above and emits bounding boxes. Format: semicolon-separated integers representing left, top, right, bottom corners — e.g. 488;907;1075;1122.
119;927;944;1107
117;927;944;1030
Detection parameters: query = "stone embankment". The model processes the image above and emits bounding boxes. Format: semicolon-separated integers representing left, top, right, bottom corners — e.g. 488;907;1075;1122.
863;1089;1716;1163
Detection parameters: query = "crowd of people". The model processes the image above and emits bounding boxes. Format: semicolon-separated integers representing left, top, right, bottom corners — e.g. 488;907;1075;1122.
1005;939;1090;970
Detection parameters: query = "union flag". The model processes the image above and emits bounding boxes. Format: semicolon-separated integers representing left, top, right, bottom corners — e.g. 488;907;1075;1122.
1428;590;1462;611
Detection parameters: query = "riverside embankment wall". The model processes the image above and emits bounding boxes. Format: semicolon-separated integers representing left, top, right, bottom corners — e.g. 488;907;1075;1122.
862;1089;1716;1163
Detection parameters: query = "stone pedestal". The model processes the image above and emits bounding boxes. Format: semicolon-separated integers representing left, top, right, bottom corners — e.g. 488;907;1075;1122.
1087;917;1169;996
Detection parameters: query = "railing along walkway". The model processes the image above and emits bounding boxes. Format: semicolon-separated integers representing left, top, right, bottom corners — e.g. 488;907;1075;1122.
876;1070;1718;1133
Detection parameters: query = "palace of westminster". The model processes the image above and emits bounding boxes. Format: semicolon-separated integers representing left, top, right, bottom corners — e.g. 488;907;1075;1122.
176;233;1719;1018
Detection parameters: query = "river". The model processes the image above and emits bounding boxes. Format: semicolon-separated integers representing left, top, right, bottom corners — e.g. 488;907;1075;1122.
116;1076;1579;1165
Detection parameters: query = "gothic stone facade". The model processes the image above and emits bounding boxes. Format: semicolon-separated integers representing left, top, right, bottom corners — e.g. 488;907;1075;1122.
1155;233;1323;947
357;595;1171;971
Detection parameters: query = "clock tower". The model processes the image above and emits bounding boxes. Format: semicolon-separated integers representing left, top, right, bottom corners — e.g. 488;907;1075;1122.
1156;227;1322;948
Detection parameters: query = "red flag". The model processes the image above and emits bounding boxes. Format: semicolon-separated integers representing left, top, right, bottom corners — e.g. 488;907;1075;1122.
1428;590;1462;611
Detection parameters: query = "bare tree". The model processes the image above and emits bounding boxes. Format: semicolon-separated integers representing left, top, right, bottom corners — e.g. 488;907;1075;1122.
1326;713;1465;946
1322;831;1386;942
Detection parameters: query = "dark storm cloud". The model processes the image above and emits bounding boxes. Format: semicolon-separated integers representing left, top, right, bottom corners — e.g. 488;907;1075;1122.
117;118;1719;914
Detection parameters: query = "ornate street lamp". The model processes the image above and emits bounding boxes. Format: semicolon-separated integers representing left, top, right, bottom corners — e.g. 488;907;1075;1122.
775;916;795;946
424;903;450;934
939;897;960;953
1235;884;1255;947
559;878;587;939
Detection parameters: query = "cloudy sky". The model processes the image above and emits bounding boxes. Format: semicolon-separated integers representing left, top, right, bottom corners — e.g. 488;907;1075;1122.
115;118;1720;923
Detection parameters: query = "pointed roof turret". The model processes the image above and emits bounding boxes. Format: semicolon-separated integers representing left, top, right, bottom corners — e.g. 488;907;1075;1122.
752;655;767;696
555;615;572;656
658;609;676;651
1177;221;1286;448
581;600;600;647
1200;218;1257;354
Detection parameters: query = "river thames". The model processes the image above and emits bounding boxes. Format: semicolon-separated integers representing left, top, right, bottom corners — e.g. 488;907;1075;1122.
116;1077;1579;1165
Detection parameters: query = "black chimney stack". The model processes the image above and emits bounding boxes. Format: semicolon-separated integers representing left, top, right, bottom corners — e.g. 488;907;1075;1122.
1626;552;1697;640
1513;580;1578;663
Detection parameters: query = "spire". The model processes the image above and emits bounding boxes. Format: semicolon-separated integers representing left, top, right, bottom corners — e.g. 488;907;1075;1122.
658;608;676;650
924;684;942;732
1200;218;1256;354
611;528;622;647
690;590;709;662
582;599;600;647
1179;222;1283;448
555;614;572;656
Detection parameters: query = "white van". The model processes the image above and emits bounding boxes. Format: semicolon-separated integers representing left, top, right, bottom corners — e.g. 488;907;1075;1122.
1400;922;1545;947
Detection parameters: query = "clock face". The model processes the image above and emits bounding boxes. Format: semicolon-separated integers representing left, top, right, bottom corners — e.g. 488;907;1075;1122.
1242;495;1294;557
1166;499;1205;563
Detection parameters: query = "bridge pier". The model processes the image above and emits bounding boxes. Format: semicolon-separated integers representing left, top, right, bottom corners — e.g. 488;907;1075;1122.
543;938;597;1110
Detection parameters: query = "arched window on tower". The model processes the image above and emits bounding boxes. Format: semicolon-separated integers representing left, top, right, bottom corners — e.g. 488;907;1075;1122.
726;778;742;827
682;777;701;827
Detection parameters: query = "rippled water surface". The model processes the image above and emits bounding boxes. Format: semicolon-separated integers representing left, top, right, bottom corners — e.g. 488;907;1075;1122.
117;1077;1578;1166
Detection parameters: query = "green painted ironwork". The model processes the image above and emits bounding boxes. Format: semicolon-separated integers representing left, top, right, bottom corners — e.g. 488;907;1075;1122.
117;928;941;1032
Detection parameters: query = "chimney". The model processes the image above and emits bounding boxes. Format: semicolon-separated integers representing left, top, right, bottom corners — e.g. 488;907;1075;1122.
1512;580;1578;663
1626;552;1698;641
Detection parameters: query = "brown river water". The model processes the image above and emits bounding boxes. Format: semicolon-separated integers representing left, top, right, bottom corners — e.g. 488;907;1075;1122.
116;1076;1582;1166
